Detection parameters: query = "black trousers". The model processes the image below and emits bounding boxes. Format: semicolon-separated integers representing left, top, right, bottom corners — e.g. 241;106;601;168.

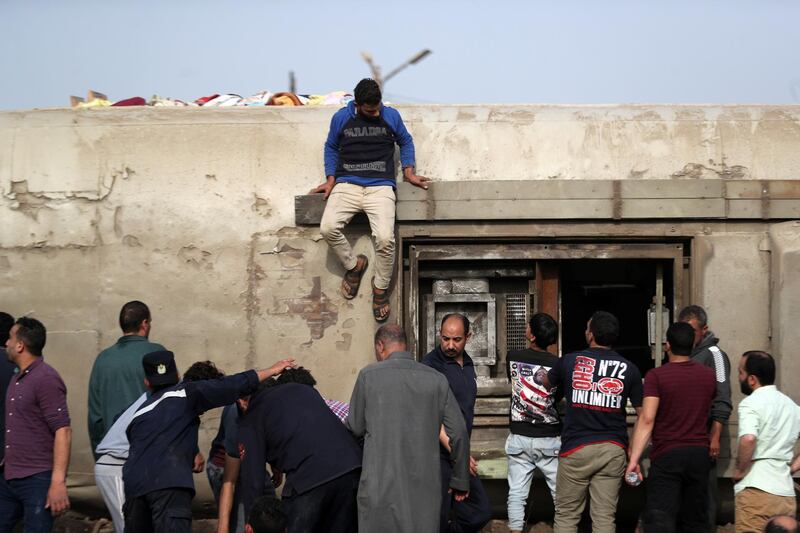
123;488;193;533
439;458;492;533
706;459;718;530
643;447;710;533
282;469;360;533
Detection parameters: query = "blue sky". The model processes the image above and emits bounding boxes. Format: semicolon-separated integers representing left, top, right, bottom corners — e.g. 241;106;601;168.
2;0;799;109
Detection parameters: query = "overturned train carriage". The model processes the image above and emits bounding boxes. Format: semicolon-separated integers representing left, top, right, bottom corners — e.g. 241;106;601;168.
1;104;800;522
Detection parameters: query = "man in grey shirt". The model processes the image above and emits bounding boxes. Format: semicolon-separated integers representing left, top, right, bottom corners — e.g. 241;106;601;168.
95;393;148;533
346;324;470;533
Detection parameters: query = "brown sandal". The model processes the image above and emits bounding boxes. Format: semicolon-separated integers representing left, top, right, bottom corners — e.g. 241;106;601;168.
341;255;368;299
372;279;391;322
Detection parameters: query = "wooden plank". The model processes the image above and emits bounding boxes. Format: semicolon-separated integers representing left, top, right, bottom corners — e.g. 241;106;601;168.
620;179;723;199
296;180;800;225
620;198;726;218
765;181;800;199
725;199;763;218
476;457;508;479
476;379;512;396
472;416;509;427
536;262;560;356
295;193;368;226
766;199;800;217
726;180;800;199
397;180;615;201
295;194;326;225
396;199;614;220
725;181;765;199
475;397;510;415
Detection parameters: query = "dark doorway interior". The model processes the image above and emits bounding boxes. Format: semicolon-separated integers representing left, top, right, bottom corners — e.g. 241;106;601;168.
559;259;674;375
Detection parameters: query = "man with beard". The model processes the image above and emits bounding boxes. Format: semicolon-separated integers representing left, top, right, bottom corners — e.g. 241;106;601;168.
423;313;492;533
678;305;732;529
733;351;800;533
626;322;716;531
311;78;429;322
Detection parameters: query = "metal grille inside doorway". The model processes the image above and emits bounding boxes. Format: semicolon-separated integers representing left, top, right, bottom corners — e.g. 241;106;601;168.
505;293;530;352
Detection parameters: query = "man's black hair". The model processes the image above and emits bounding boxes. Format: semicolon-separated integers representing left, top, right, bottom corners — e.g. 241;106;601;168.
589;311;619;347
184;360;224;382
247;495;287;533
276;367;316;387
441;313;470;336
666;322;694;356
529;313;558;350
119;300;151;334
375;324;407;348
678;304;708;328
0;312;15;345
765;515;799;533
742;350;776;386
354;78;381;106
14;317;46;356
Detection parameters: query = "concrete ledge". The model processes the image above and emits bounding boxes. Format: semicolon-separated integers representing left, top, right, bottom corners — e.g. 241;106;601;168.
295;179;800;224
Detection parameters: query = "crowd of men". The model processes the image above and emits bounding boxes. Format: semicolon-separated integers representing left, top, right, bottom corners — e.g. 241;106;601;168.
2;300;799;533
2;79;800;533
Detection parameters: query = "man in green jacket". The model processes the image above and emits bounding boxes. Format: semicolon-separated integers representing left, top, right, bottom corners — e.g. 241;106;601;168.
87;301;166;457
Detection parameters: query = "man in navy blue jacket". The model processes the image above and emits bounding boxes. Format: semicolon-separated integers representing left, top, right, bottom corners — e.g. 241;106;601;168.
122;351;294;533
423;313;492;533
237;369;362;533
311;78;429;322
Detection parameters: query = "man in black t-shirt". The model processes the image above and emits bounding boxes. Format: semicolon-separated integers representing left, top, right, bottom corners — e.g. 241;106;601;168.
505;313;562;533
546;311;643;533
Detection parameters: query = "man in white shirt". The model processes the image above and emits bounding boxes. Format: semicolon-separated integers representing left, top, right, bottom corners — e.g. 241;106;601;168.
733;350;800;533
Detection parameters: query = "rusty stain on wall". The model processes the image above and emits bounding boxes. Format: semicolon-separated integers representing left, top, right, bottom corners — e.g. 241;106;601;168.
283;276;338;340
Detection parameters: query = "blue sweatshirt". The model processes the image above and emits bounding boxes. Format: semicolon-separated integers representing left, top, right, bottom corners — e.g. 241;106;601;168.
323;101;416;188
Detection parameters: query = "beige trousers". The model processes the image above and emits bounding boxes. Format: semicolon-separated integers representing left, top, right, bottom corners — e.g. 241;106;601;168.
319;183;396;290
553;443;626;533
735;487;796;533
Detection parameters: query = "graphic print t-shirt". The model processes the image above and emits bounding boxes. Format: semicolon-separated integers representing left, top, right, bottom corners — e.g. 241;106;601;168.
548;347;643;455
507;348;562;438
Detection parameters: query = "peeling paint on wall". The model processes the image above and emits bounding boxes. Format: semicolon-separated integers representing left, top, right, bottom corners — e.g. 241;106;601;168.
122;235;142;247
252;195;272;218
260;241;305;269
178;245;213;269
282;276;338;341
7;180;49;219
671;162;749;180
336;333;352;351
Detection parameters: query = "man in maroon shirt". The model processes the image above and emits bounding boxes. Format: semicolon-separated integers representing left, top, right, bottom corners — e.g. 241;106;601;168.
626;321;716;532
0;317;72;532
